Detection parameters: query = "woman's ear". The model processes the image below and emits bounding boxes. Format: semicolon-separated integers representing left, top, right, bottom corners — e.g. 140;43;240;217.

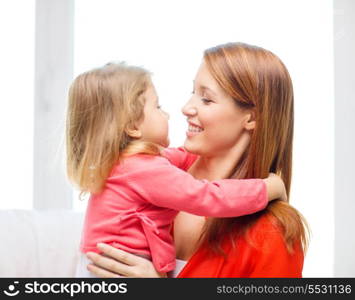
244;112;256;131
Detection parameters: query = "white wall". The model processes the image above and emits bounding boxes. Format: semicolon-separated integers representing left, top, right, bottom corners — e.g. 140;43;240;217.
0;0;74;211
334;0;355;277
0;0;35;209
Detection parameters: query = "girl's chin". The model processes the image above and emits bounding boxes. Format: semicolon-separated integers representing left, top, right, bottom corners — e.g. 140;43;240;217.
163;139;170;148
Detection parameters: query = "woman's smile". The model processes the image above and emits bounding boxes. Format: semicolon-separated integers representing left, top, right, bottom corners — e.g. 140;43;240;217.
186;121;204;137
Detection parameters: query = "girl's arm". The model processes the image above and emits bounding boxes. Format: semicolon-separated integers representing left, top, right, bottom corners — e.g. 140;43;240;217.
263;173;287;202
160;147;198;171
119;156;285;218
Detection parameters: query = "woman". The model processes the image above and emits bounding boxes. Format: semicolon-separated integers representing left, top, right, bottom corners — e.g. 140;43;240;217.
85;42;308;278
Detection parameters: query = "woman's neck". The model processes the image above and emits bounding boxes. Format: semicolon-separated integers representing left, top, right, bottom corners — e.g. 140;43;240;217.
188;132;250;180
188;150;241;181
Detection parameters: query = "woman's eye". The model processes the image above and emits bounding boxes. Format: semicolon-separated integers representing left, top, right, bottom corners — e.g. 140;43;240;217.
201;98;213;104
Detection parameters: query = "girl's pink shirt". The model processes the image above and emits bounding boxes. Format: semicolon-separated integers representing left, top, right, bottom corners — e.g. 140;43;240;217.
80;147;267;272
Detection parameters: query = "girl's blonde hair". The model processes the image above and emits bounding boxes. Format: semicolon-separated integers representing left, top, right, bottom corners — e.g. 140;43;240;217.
201;42;309;254
66;62;160;195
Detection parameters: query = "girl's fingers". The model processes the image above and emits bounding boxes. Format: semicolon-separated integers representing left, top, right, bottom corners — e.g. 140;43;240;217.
87;263;121;278
86;251;132;277
96;243;147;266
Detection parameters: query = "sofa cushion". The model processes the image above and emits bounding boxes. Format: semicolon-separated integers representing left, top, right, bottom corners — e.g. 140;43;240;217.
0;209;84;277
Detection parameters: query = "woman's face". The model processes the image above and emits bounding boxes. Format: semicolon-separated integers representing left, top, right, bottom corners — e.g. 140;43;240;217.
182;60;254;157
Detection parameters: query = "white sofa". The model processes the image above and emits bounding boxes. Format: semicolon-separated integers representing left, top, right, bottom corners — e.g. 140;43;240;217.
0;209;84;277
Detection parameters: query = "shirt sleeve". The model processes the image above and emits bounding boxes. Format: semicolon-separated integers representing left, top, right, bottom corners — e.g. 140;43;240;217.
115;155;268;218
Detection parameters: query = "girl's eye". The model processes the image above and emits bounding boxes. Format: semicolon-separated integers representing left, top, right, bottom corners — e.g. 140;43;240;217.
157;104;162;109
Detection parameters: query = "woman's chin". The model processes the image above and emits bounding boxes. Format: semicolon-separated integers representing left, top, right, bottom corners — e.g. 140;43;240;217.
183;139;201;155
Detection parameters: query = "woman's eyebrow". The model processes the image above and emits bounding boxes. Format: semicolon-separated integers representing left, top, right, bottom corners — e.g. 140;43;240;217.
193;80;218;97
201;85;217;97
193;80;217;96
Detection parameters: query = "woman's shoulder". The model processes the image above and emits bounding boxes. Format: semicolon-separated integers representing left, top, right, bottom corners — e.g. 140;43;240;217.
225;214;304;277
182;214;304;278
225;214;295;255
234;214;304;261
249;214;281;237
245;214;291;250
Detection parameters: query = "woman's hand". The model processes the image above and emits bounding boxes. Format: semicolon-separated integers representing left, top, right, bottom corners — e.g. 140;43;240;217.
86;243;165;278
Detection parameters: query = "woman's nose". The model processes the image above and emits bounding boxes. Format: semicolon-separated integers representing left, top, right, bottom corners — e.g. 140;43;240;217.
181;100;197;116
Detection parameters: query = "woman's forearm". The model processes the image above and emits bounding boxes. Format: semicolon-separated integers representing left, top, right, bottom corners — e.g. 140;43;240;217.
86;243;164;278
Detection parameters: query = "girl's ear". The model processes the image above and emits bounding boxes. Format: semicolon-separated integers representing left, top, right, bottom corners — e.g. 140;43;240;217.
244;111;256;131
126;128;142;139
125;121;142;139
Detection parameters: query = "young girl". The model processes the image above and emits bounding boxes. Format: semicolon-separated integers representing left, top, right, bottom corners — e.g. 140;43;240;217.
66;62;286;277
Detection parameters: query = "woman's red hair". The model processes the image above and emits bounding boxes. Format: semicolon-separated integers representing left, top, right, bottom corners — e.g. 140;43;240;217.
201;42;309;254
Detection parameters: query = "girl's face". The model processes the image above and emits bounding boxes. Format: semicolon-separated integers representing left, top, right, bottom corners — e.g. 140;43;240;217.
137;84;170;147
182;61;254;157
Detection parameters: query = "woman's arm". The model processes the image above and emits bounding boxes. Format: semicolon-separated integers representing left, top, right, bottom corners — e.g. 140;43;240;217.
86;243;162;278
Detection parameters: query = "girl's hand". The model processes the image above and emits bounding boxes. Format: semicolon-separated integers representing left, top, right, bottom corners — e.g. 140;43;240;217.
86;243;165;278
263;173;287;202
